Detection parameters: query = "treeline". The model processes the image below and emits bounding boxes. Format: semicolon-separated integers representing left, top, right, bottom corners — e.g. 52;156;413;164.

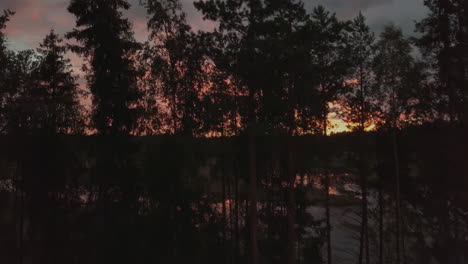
0;0;467;264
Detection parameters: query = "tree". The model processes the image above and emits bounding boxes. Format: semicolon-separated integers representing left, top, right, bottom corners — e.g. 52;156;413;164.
373;25;422;264
258;2;315;262
415;2;468;261
373;26;422;129
194;1;269;262
66;1;143;263
309;6;352;136
30;30;83;134
0;9;15;133
308;7;353;264
343;13;376;133
415;0;468;123
12;31;84;264
67;0;142;135
143;0;206;136
342;12;375;264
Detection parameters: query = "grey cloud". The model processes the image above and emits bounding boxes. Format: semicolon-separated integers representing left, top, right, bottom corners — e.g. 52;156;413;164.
302;0;428;37
0;0;428;51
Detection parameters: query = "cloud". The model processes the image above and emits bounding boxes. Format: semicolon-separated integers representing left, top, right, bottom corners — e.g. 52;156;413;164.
0;0;428;77
363;0;428;36
1;0;74;50
303;0;428;36
0;0;428;50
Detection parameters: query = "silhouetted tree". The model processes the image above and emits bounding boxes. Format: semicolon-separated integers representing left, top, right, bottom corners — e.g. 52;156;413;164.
67;0;142;135
373;25;422;264
308;6;352;264
415;1;468;262
0;9;14;133
194;1;271;262
143;0;207;136
67;1;143;263
30;30;83;134
342;12;375;264
415;0;468;123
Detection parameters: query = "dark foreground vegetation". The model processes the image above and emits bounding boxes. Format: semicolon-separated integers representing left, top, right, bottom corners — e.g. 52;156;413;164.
0;0;467;263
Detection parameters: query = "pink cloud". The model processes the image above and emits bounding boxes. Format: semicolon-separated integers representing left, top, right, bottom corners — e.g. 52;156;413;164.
1;0;74;50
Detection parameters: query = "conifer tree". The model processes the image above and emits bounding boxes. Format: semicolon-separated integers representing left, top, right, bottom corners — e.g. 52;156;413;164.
67;0;142;135
143;0;206;136
31;30;83;134
0;10;15;133
373;25;422;264
308;7;353;264
343;12;375;264
67;1;143;262
415;0;468;123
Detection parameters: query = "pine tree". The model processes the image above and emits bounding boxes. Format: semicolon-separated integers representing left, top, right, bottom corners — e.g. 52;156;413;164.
67;0;142;135
143;0;205;136
373;25;422;264
308;7;353;264
31;30;83;134
415;0;468;123
193;1;268;262
66;2;143;263
0;9;15;133
342;12;375;264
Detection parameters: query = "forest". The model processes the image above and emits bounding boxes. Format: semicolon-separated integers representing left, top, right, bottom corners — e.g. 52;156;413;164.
0;0;467;263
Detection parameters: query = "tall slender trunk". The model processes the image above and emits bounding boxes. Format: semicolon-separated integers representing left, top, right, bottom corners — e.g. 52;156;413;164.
172;90;177;134
287;136;296;264
248;129;258;264
358;177;366;264
358;66;369;264
390;79;402;264
234;162;240;264
221;177;227;258
232;83;240;264
392;129;401;264
18;161;24;264
325;171;332;264
378;181;384;264
287;80;297;264
322;113;332;264
221;125;227;261
359;169;369;264
365;211;370;264
227;158;234;264
247;75;258;264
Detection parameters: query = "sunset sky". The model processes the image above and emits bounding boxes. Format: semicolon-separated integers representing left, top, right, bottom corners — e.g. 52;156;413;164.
0;0;428;51
0;0;429;134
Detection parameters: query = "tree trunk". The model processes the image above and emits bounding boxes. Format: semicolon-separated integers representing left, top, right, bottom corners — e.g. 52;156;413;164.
358;181;365;264
234;163;240;264
358;67;369;264
378;182;384;264
322;113;332;264
221;125;227;241
248;128;258;264
18;161;24;264
392;129;401;264
358;169;369;264
325;171;332;264
287;137;296;264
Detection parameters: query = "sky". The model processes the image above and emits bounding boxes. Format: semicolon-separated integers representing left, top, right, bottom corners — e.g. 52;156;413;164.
1;0;429;50
0;0;429;133
0;0;429;74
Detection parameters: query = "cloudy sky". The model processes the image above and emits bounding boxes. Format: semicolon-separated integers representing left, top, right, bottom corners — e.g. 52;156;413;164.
1;0;429;51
